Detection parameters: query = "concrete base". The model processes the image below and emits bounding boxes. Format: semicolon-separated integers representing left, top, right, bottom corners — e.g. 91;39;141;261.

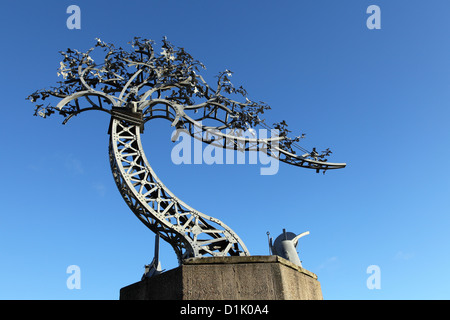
119;255;323;300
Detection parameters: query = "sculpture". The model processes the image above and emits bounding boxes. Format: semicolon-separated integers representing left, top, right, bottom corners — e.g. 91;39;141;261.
28;37;345;264
268;230;310;267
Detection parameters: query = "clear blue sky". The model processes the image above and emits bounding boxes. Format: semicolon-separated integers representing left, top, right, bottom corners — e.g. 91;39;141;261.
1;0;449;300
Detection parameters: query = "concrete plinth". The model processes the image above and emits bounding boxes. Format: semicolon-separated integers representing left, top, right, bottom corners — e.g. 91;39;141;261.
119;255;323;300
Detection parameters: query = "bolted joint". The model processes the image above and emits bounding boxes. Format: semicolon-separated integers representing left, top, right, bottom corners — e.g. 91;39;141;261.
108;106;144;134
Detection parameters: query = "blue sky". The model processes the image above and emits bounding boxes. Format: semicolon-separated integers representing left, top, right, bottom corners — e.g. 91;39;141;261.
1;0;450;299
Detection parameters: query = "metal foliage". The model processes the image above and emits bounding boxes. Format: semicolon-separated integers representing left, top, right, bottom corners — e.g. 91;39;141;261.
27;36;335;161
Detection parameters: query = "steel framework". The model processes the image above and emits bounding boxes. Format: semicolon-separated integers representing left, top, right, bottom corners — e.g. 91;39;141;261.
28;37;346;263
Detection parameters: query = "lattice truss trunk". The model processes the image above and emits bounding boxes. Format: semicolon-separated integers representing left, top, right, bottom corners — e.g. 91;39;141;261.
109;118;249;263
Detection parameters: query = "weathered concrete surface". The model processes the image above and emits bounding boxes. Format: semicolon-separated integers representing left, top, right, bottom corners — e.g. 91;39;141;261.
120;255;323;300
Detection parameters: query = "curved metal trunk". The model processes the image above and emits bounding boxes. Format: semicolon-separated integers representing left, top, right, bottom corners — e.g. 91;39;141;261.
109;118;250;263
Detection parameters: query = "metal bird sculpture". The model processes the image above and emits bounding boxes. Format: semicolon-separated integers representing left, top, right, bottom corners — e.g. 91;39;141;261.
269;229;310;267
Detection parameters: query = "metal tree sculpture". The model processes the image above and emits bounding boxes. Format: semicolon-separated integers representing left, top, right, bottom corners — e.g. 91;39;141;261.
28;37;346;263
